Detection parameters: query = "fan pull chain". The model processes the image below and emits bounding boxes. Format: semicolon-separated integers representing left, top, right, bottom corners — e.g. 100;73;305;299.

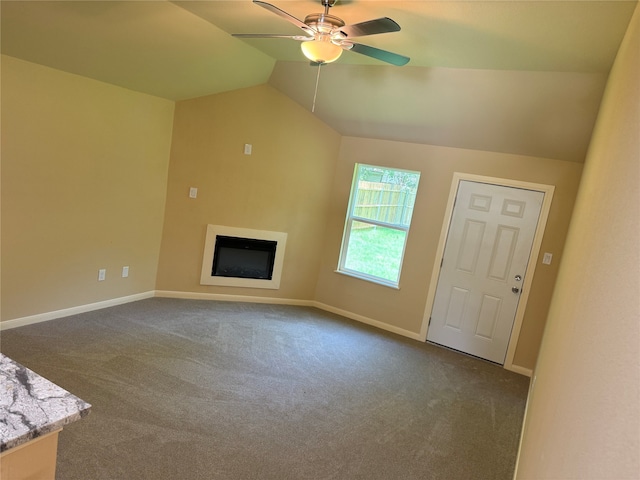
312;63;322;113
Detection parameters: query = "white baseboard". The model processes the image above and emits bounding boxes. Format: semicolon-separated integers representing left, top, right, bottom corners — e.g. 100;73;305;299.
1;289;428;344
1;290;531;376
505;363;533;377
155;292;424;342
0;291;155;331
154;290;314;306
312;301;424;341
154;295;532;376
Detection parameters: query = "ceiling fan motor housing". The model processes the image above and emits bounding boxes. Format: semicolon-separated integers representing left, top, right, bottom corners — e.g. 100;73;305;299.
304;13;346;42
234;0;409;66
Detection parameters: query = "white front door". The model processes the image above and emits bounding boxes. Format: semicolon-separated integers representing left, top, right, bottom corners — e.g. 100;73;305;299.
427;180;544;364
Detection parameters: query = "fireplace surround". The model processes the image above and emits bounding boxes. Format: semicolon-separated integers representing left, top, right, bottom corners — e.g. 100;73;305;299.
200;225;287;289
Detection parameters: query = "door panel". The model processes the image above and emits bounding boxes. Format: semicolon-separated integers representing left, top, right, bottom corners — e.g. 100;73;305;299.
427;180;544;364
488;226;518;281
476;295;501;339
444;287;468;330
457;220;485;273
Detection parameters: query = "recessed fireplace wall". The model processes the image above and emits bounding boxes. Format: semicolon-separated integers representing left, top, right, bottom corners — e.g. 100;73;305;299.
200;225;287;289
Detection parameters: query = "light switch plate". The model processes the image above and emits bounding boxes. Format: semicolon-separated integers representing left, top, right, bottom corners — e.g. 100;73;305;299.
189;187;198;199
542;252;553;265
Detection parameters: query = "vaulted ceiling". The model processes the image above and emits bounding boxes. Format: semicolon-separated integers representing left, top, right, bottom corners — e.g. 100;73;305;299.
2;1;637;162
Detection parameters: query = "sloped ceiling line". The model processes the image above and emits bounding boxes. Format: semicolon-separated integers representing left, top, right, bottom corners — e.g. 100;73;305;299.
1;1;637;162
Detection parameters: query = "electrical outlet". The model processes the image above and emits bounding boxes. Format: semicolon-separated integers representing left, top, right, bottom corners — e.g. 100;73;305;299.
542;252;553;265
122;266;129;278
244;143;252;155
98;269;106;281
189;187;198;199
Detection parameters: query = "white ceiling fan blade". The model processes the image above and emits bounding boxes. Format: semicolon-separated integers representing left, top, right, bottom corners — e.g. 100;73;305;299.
343;42;410;66
253;0;315;36
340;17;401;38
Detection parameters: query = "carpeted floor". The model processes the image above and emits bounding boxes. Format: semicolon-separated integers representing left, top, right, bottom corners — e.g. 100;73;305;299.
0;298;530;479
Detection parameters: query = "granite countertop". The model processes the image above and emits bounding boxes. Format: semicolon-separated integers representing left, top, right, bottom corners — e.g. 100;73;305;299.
0;353;91;453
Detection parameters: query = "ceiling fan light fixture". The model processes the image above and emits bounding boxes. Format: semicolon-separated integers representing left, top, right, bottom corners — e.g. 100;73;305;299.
301;38;342;64
234;1;409;67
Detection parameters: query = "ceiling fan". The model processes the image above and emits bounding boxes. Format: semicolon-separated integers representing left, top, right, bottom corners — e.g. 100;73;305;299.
232;0;410;66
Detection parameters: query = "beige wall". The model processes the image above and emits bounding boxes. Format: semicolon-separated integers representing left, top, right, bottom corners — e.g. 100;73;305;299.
515;5;639;479
155;84;341;299
314;137;583;370
0;53;585;373
1;55;175;321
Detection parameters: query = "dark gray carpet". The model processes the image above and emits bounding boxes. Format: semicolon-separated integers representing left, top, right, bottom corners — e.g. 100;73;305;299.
0;298;529;479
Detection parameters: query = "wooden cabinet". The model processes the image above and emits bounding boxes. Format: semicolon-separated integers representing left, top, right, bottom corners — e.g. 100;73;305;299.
0;430;61;480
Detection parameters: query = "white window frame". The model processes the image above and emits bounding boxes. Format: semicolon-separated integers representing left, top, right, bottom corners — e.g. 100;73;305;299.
337;164;420;288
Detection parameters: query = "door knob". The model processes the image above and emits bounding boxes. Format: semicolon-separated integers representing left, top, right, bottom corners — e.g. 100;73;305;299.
512;287;520;294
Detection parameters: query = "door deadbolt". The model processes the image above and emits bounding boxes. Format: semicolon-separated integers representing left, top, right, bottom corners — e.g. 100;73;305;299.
514;275;522;281
512;287;520;294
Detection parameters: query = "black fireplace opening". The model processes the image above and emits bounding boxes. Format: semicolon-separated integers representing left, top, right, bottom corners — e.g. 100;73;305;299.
212;235;277;280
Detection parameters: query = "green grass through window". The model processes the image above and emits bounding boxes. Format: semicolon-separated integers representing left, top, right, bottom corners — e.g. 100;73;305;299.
344;225;407;283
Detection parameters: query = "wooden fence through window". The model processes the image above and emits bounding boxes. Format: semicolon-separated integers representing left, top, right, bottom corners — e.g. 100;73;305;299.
353;181;417;228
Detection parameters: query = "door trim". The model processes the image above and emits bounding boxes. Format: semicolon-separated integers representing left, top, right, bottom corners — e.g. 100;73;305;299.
419;173;555;375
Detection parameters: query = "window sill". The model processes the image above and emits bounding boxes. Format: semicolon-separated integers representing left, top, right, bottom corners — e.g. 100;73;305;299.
334;270;401;290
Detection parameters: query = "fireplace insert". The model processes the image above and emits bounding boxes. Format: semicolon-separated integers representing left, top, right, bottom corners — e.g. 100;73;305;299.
211;235;277;280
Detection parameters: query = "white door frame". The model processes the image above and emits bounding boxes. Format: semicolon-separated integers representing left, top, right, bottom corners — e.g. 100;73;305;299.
419;173;555;375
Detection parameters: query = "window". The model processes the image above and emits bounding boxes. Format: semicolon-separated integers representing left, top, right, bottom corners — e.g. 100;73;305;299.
338;164;421;287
